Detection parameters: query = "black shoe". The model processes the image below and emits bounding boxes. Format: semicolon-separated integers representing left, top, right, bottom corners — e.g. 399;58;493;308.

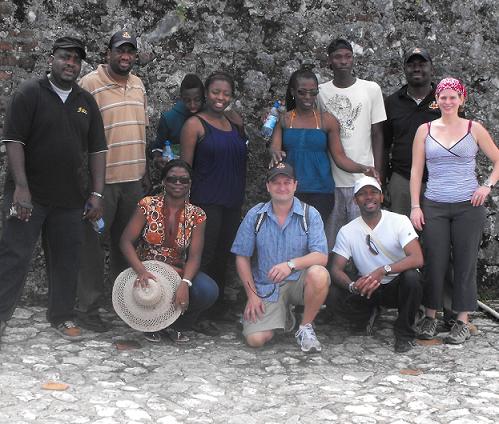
394;338;416;353
76;313;109;333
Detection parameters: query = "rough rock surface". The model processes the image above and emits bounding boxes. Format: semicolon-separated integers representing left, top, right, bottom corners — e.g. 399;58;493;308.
0;0;497;300
0;305;498;423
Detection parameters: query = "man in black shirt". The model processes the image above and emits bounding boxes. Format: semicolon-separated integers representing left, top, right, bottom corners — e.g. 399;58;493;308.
384;48;439;217
0;37;107;345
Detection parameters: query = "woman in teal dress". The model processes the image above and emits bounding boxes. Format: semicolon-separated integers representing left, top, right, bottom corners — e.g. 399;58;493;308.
270;66;377;224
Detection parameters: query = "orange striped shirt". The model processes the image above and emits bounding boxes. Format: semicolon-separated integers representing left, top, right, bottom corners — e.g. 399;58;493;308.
79;64;148;184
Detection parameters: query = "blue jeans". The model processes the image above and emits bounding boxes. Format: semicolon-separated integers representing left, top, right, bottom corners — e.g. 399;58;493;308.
0;190;84;325
172;272;219;331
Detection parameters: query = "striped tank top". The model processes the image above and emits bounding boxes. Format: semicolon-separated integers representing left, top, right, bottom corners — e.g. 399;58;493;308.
424;120;479;203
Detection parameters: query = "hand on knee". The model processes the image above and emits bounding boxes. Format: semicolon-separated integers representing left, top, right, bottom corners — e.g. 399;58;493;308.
246;331;273;348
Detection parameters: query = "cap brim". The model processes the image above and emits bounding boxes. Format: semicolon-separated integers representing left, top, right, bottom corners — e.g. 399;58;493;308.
111;40;137;49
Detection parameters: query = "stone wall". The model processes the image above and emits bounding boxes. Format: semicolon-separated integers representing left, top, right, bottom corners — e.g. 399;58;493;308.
0;0;498;301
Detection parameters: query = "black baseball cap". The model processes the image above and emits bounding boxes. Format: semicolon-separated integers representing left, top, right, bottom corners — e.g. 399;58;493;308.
404;47;432;64
52;36;86;60
267;162;295;182
108;30;137;49
327;38;353;55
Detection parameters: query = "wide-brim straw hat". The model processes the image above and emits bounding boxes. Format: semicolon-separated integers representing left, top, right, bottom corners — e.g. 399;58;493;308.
112;260;182;332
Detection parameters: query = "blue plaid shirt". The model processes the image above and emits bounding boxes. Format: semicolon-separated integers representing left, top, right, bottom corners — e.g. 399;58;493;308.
231;197;327;302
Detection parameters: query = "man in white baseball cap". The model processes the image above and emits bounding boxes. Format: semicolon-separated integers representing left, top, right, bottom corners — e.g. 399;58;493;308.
329;176;424;353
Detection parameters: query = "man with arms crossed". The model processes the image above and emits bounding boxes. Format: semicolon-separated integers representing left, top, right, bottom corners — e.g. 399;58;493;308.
319;38;386;250
231;163;330;353
330;176;423;352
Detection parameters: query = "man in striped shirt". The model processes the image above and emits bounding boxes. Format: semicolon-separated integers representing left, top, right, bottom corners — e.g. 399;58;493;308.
76;30;149;332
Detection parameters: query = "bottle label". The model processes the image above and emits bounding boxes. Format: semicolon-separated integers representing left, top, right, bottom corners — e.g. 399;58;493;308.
264;115;278;129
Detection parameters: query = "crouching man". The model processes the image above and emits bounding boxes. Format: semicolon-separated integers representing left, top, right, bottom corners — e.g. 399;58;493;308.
329;176;423;353
231;163;330;353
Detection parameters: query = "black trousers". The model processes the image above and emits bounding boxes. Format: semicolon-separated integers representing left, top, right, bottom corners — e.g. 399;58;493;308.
0;191;83;325
422;198;485;312
194;203;241;306
328;269;423;341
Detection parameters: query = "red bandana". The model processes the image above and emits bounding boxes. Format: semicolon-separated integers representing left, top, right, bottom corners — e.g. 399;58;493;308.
436;77;467;99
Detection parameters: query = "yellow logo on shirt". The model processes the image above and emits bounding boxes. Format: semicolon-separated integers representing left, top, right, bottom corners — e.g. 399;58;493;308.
429;101;438;110
77;107;88;115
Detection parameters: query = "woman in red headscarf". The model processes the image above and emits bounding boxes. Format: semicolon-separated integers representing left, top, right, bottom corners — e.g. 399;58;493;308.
410;77;499;344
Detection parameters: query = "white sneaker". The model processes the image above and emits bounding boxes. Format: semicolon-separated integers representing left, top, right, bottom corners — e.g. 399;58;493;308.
295;323;321;353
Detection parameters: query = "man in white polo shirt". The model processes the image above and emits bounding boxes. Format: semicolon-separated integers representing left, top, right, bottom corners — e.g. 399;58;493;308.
329;176;423;353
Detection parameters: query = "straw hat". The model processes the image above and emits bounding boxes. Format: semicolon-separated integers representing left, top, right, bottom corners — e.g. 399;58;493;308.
112;260;182;332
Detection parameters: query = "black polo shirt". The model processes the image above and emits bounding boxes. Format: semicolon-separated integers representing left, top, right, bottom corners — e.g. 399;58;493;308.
2;76;107;208
384;84;441;181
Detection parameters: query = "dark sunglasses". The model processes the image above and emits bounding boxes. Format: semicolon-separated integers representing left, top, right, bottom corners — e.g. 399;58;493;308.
296;89;319;96
366;234;379;255
165;176;191;184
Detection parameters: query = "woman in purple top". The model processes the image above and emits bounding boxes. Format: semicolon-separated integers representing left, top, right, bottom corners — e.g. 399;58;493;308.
410;77;499;344
181;71;247;322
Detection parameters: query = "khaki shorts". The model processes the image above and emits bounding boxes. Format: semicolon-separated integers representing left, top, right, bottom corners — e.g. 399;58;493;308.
242;271;307;337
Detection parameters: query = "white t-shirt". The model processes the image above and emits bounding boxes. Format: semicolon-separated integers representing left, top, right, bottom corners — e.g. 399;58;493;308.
318;78;386;187
333;210;418;284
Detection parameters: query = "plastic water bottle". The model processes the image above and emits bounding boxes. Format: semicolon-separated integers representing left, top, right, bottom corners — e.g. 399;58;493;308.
162;140;174;161
91;217;105;234
261;100;280;140
85;202;105;234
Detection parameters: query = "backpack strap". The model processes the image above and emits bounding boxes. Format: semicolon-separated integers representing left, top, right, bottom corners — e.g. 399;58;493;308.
253;203;267;235
254;200;310;235
299;200;310;235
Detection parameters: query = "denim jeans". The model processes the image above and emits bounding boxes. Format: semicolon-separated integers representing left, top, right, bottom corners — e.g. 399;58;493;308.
172;272;219;330
0;191;83;325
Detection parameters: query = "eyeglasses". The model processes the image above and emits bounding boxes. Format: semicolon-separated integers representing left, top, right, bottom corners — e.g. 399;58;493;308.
296;89;319;96
165;176;191;185
246;281;288;299
366;234;379;255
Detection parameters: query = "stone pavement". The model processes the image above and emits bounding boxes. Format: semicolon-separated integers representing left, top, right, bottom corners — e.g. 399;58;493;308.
0;304;498;424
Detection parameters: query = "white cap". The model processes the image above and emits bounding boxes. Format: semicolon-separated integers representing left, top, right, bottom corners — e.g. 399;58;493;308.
353;176;382;195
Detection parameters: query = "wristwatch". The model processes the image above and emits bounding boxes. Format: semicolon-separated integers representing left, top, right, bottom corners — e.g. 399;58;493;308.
484;179;494;188
384;264;392;275
348;281;359;295
287;260;296;272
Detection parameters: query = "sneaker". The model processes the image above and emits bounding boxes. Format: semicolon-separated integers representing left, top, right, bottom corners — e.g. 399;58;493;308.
144;332;161;343
394;338;416;353
444;320;471;344
53;321;83;341
161;328;190;344
76;313;109;333
417;316;437;340
295;323;321;353
284;305;297;333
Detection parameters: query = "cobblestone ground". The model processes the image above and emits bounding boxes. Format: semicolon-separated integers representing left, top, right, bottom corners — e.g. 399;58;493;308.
1;304;498;424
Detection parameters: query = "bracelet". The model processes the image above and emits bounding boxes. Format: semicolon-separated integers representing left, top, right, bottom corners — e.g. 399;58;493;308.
411;205;421;209
348;281;359;294
181;278;193;287
91;191;104;199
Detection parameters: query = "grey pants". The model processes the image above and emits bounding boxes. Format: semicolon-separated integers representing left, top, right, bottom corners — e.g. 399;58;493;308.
422;198;485;312
76;180;143;315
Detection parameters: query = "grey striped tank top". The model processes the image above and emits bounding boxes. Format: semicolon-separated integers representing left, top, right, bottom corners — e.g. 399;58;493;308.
424;120;479;203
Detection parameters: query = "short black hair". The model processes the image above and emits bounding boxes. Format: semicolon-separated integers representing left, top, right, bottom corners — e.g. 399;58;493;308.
327;38;353;56
160;159;193;180
180;74;204;93
204;71;235;94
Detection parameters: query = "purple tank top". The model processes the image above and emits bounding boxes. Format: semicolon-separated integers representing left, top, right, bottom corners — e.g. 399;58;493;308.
190;117;247;208
424;120;479;203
